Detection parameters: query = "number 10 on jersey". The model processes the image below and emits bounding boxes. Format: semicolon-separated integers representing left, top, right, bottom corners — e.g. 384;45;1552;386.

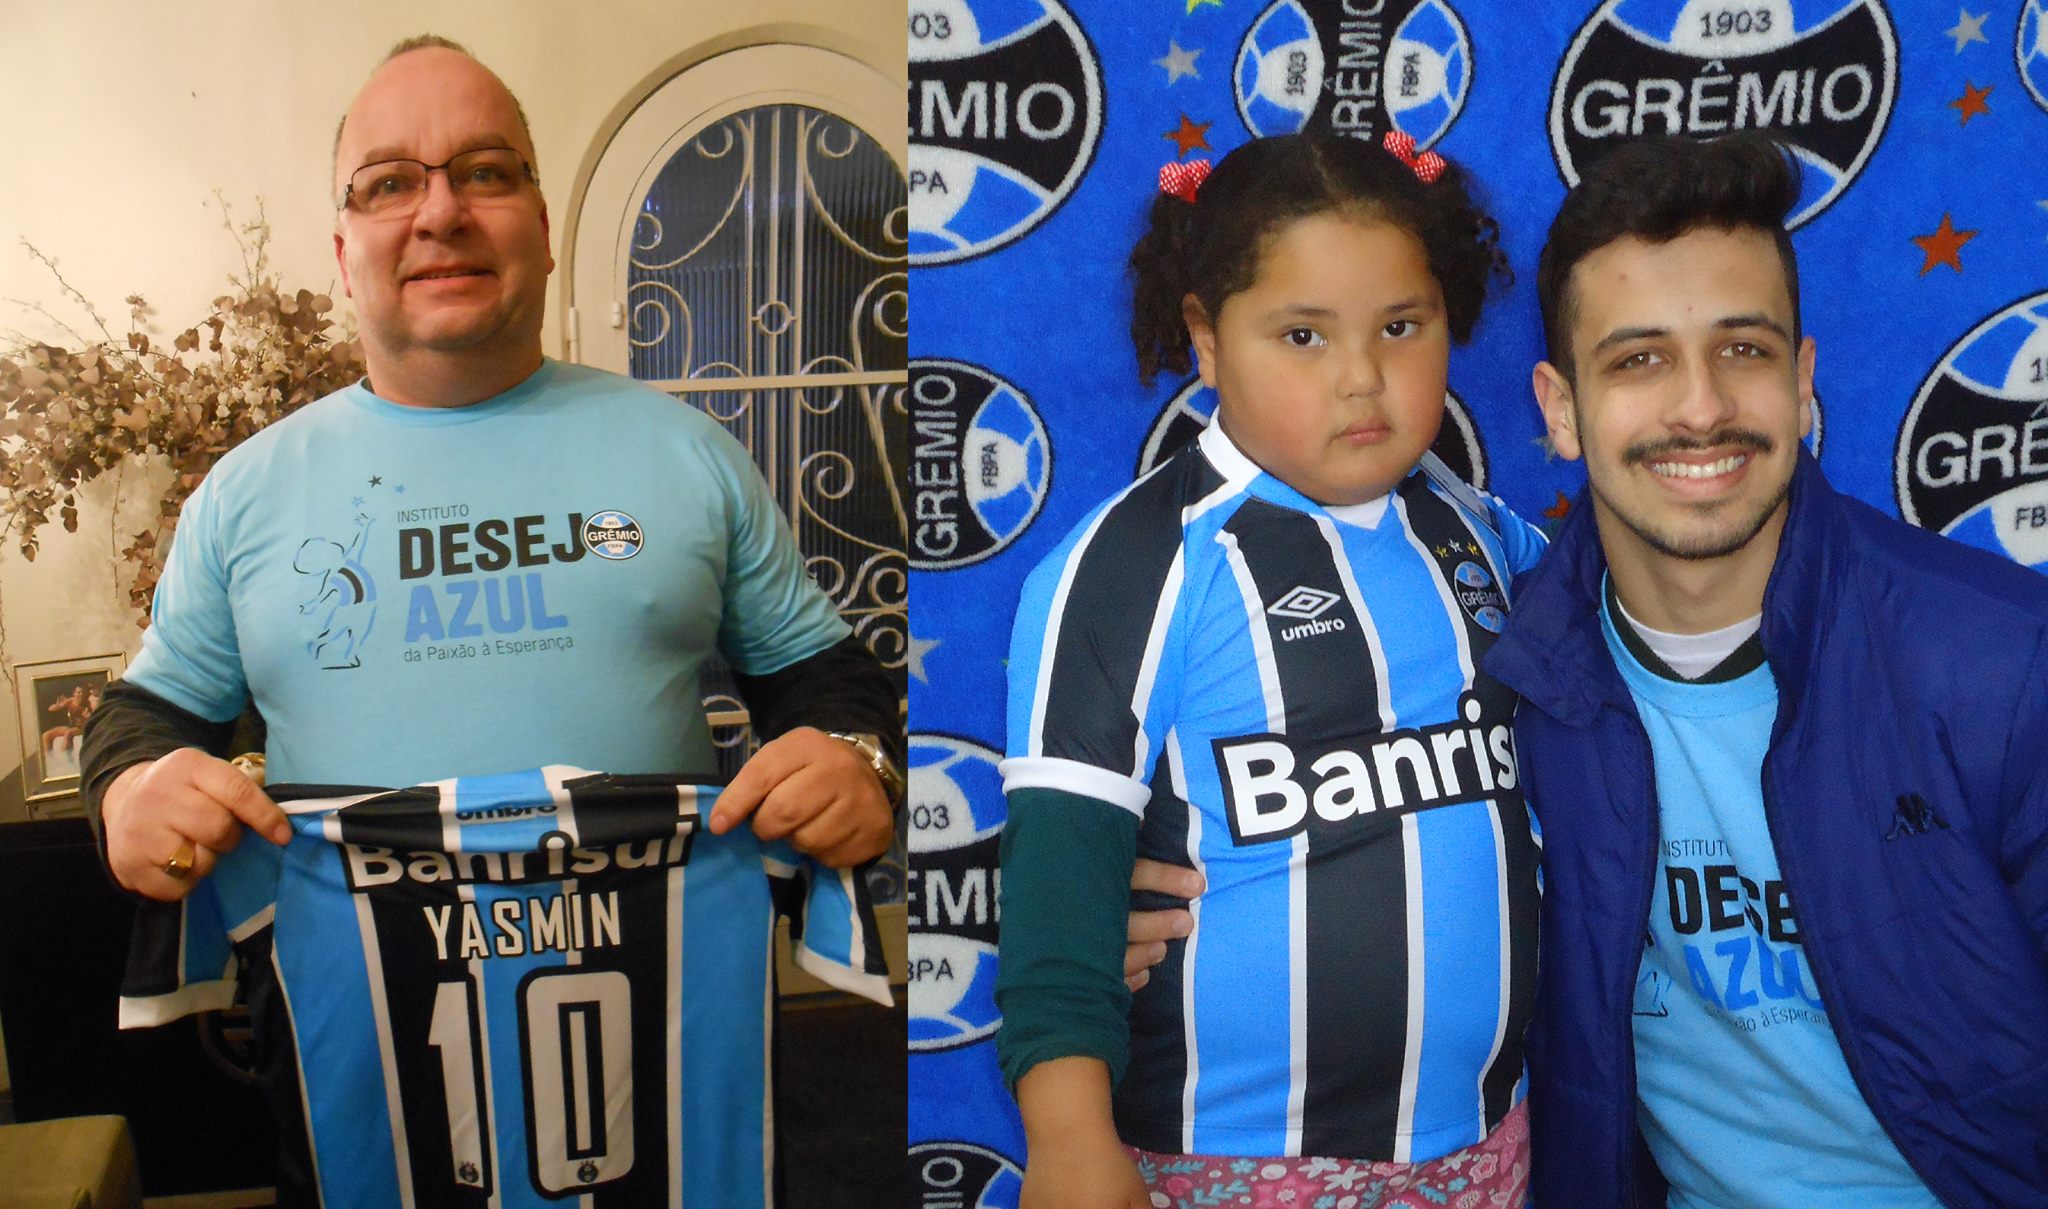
431;968;637;1195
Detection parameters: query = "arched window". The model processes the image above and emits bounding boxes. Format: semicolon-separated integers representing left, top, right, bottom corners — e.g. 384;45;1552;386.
565;44;906;904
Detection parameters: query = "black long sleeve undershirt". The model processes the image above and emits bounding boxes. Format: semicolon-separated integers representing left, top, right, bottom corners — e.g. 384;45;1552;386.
78;680;236;854
731;634;905;771
78;633;902;855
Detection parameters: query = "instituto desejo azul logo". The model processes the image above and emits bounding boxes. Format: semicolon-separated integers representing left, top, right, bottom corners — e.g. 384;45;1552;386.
911;359;1051;571
1550;0;1896;228
907;733;1007;1052
909;0;1104;265
1235;0;1472;148
1894;293;2048;573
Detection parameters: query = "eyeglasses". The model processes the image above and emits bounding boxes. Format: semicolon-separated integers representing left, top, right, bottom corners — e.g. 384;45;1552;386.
341;147;536;216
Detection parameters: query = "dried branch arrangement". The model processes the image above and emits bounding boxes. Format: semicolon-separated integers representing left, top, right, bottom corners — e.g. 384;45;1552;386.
0;204;362;622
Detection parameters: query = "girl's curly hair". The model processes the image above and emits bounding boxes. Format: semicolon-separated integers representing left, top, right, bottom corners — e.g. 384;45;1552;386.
1130;133;1511;385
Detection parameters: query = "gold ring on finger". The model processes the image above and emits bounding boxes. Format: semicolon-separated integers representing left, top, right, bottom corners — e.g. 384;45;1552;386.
162;841;197;881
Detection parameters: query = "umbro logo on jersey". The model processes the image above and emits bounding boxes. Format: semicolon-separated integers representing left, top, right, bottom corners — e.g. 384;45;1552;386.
454;802;557;821
1269;585;1346;641
1268;586;1340;619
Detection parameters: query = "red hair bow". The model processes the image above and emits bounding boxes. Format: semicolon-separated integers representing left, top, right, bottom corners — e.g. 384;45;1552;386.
1382;131;1446;184
1160;159;1212;203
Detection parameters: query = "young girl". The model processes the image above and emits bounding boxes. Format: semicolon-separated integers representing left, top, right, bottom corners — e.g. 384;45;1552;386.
997;133;1547;1208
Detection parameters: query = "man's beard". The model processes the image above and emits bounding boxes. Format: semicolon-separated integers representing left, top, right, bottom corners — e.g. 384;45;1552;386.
1595;427;1790;561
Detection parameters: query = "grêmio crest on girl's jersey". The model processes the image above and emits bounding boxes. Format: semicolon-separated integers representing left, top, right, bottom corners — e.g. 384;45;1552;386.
119;768;891;1209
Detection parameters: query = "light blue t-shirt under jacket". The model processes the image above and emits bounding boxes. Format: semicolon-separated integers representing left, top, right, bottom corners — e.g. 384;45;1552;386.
1603;591;1936;1209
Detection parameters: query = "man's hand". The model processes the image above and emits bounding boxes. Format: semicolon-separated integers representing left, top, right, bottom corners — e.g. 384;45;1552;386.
707;726;894;868
102;747;290;902
1125;858;1204;992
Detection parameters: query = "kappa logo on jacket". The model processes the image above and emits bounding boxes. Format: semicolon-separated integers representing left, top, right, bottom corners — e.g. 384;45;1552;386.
1883;792;1949;841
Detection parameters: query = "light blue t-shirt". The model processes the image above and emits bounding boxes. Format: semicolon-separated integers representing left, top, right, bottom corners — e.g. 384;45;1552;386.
1603;594;1936;1209
126;360;848;785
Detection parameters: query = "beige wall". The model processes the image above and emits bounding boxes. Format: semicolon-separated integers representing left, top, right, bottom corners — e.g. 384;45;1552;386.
0;0;904;819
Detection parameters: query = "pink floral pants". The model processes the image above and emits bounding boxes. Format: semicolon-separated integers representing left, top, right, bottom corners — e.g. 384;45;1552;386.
1126;1101;1529;1209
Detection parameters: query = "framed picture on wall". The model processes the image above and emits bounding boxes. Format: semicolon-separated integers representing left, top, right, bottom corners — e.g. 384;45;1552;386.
12;653;126;808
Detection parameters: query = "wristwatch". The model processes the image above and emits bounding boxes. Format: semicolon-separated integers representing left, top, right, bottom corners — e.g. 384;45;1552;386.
825;731;907;809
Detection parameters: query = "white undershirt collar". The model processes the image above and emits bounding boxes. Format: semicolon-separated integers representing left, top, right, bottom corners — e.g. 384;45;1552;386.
1610;591;1761;681
1196;421;1391;529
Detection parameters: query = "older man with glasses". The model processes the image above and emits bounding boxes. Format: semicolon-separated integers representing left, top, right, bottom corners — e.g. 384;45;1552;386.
84;35;901;908
78;34;903;1207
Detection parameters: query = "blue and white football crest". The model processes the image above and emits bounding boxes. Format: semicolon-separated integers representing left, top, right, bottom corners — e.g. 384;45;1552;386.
1896;295;2048;573
1236;1;1323;135
582;511;643;560
2021;0;2048;113
908;0;1103;265
911;360;1052;570
966;390;1050;542
1550;0;1895;228
909;1141;1024;1209
1235;0;1470;146
1384;0;1472;146
908;734;1007;1052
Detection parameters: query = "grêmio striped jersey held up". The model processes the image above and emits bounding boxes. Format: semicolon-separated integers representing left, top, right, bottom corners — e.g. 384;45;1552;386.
119;767;891;1208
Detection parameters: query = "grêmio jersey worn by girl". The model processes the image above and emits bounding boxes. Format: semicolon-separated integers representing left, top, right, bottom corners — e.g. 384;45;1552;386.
1004;424;1547;1163
119;768;891;1209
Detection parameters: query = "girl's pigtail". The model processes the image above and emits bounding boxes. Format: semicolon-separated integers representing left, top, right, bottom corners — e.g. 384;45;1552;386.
1407;157;1513;344
1442;160;1512;310
1128;190;1202;387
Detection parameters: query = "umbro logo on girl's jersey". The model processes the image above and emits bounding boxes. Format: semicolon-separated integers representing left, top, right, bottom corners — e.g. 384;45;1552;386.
1269;585;1347;642
1268;586;1341;620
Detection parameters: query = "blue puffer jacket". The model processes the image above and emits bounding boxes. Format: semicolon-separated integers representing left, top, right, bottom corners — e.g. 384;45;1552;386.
1484;450;2048;1209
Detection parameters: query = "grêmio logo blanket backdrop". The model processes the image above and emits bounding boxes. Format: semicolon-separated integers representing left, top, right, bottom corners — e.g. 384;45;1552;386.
906;0;2048;1193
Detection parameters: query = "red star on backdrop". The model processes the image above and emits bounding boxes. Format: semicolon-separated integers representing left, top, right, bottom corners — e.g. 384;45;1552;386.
1165;114;1212;158
1911;213;1978;275
1543;492;1573;521
1950;81;1992;125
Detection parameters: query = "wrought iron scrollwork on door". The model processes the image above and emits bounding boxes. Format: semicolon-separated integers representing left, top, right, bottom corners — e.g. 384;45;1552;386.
623;104;908;902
